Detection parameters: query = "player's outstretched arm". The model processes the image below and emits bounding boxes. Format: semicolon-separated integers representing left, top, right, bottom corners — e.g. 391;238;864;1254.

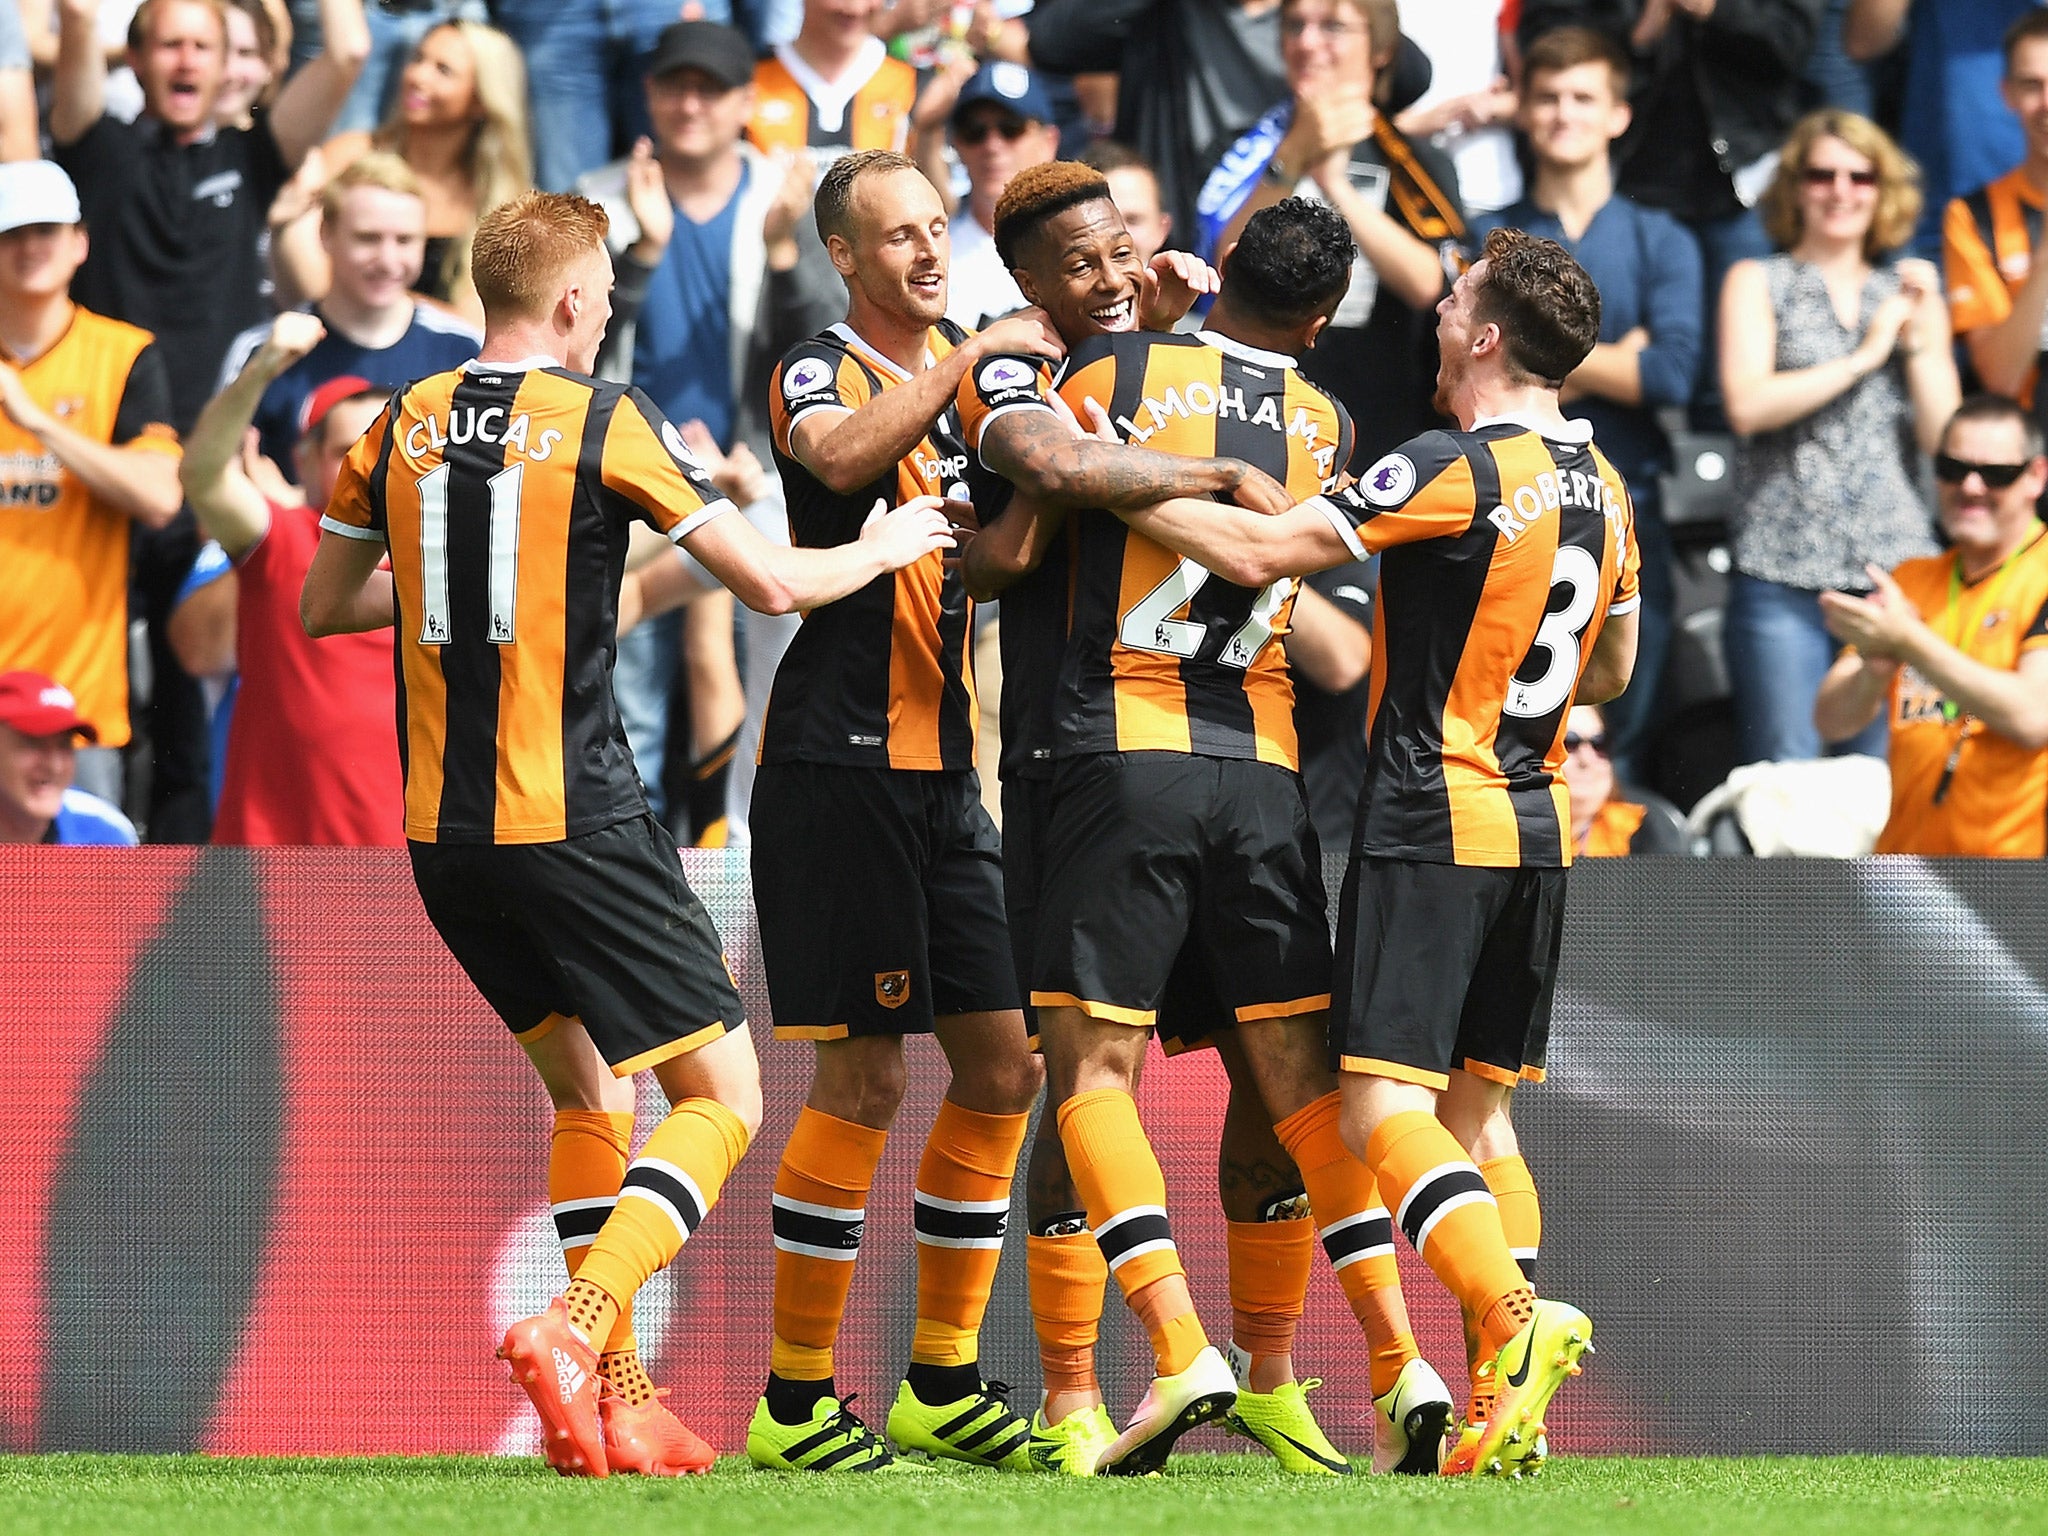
301;528;394;637
961;491;1067;601
980;405;1276;513
792;315;1061;494
684;495;957;616
1121;495;1352;587
1574;608;1639;707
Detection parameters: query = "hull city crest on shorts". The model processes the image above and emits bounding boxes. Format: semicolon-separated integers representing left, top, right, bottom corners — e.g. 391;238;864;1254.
875;970;912;1009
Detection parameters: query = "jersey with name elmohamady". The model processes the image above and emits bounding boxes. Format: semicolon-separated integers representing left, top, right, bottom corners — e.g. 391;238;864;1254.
762;321;978;770
746;41;915;159
1875;526;2048;857
1312;419;1639;868
321;359;734;845
1044;328;1350;770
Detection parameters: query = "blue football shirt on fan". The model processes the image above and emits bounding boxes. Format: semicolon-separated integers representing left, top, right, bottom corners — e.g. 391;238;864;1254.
49;787;138;845
218;302;482;482
631;163;746;450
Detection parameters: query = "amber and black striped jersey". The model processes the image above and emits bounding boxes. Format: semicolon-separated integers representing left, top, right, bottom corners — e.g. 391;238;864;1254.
761;320;979;771
954;351;1068;783
1310;418;1640;868
321;359;734;845
745;43;916;160
1023;328;1349;770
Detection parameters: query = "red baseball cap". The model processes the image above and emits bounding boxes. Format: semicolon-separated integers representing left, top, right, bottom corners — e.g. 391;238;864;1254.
0;671;97;742
298;374;377;441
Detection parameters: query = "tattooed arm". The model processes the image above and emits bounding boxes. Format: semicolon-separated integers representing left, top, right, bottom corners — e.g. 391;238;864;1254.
979;405;1287;512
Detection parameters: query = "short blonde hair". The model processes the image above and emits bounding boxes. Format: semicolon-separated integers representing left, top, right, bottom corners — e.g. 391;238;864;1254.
1761;110;1923;260
320;151;424;225
470;191;610;321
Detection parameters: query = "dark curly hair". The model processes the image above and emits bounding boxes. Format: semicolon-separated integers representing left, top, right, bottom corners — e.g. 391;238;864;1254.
1224;198;1357;328
1471;226;1602;386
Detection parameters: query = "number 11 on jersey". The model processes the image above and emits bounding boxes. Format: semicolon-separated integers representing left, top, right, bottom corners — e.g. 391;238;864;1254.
416;461;527;646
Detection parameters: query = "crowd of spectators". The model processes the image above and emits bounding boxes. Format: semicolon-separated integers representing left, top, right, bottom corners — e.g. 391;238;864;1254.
1;0;2045;861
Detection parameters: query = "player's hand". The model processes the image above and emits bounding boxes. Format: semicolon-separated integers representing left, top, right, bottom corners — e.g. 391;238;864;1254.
257;310;327;376
861;494;959;571
976;309;1065;363
625;137;674;263
0;361;51;436
1230;463;1296;517
1137;250;1220;331
1079;395;1121;444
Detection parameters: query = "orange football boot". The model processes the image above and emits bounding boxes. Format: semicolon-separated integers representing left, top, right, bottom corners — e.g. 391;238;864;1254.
499;1299;608;1477
602;1388;717;1476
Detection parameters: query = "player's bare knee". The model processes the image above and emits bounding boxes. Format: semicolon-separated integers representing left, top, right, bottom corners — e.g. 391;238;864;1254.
809;1038;907;1128
1438;1069;1511;1153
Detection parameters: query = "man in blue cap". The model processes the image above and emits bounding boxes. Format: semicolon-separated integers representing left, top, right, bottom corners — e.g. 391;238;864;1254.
938;62;1062;329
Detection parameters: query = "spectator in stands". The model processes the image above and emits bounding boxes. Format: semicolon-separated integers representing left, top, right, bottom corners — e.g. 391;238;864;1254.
1519;0;1829;421
1561;702;1690;855
216;0;287;130
51;0;369;842
226;152;479;480
498;1;774;194
584;19;843;844
1394;0;1522;215
0;671;139;844
180;313;402;846
22;0;148;127
272;18;529;322
747;0;918;164
1942;10;2048;439
1720;110;1960;765
1;3;42;159
0;160;184;811
931;63;1061;328
993;0;1289;241
1473;26;1703;783
319;0;479;137
1196;0;1466;468
1078;140;1175;262
1816;394;2048;856
1847;1;2039;255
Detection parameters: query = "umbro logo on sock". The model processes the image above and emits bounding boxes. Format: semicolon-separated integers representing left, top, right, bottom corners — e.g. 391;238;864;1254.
553;1347;588;1403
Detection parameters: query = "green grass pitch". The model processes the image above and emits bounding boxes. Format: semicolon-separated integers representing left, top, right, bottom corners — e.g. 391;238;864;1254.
5;1455;2048;1535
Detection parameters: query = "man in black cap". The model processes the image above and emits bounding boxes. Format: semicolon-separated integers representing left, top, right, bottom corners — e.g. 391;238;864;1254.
911;60;1063;329
580;20;844;848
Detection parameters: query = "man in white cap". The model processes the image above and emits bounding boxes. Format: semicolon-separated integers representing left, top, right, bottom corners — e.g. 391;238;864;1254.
0;159;184;814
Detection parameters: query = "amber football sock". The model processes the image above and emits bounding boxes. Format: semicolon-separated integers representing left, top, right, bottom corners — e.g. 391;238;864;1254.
769;1107;888;1389
1057;1088;1206;1378
1367;1111;1534;1360
1481;1154;1541;1286
687;727;739;848
567;1098;752;1351
1275;1093;1418;1397
1026;1220;1107;1401
908;1099;1029;1395
549;1109;641;1357
1225;1215;1310;1370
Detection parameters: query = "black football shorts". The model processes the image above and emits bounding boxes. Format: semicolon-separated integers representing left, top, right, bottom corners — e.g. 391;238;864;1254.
1001;773;1230;1054
751;763;1020;1039
1330;855;1567;1090
409;813;745;1075
1029;752;1332;1031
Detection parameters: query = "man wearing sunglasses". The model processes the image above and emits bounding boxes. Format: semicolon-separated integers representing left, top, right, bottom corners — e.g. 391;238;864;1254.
1816;394;2048;856
936;63;1062;330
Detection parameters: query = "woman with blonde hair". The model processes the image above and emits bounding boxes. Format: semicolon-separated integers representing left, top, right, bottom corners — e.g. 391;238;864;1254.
1718;110;1961;766
271;17;530;323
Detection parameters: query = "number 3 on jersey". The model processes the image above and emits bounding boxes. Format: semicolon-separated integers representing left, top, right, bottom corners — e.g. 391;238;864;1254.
1120;555;1296;669
1505;545;1601;718
416;461;525;646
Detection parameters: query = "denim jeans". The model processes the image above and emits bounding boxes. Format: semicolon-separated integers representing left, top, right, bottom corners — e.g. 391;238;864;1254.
1724;571;1889;765
614;606;681;824
493;0;733;192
